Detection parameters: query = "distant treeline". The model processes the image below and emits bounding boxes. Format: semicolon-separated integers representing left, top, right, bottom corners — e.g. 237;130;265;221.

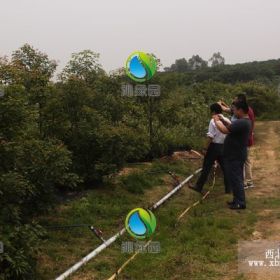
164;53;280;85
0;45;280;279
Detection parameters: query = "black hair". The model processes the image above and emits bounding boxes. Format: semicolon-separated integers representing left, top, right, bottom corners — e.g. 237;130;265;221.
210;103;222;114
236;93;247;102
234;100;249;113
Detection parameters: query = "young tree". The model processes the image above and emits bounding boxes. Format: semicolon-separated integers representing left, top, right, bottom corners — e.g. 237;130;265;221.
209;52;225;67
188;55;208;70
59;50;105;83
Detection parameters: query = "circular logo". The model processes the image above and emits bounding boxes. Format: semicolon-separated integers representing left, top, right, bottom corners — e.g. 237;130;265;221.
125;51;157;83
125;208;157;239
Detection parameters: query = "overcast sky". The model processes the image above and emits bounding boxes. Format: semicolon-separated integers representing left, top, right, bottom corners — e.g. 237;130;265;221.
1;0;280;73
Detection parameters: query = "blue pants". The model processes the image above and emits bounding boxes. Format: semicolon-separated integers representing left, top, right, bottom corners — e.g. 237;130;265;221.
224;159;246;206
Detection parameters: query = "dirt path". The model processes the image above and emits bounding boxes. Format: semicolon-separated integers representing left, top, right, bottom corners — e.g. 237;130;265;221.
248;121;280;240
245;121;280;280
224;121;280;280
249;121;280;198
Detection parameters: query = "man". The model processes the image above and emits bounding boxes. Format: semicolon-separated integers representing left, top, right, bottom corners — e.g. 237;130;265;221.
237;94;255;189
218;93;255;189
214;100;251;210
189;103;230;194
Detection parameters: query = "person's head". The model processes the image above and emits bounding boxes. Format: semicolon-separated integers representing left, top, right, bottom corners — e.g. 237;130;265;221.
232;100;249;118
210;103;222;115
234;93;247;103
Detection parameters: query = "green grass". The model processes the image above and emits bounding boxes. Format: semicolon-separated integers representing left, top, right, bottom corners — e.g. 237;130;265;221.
61;175;264;280
119;171;164;194
37;169;279;280
118;159;192;194
89;174;279;280
36;158;196;279
36;124;280;280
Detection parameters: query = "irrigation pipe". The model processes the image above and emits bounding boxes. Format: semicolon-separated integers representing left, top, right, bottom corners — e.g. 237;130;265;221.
106;164;217;280
56;166;203;280
151;168;202;210
177;163;217;222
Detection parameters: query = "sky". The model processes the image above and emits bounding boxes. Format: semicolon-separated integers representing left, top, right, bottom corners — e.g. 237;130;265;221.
1;0;280;74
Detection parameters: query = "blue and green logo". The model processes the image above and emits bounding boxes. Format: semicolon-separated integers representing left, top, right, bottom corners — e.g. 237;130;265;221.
125;51;157;83
125;208;157;239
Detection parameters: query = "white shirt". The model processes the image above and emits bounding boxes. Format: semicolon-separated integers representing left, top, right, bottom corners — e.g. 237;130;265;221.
207;115;230;144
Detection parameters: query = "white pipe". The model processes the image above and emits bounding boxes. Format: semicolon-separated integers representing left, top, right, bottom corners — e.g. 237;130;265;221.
152;168;202;209
56;228;126;280
55;168;202;280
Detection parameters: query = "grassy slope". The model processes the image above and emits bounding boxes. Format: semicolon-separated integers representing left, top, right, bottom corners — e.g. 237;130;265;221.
37;121;280;280
37;160;199;279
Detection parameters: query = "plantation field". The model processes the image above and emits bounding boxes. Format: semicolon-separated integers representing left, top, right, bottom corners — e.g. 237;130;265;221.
37;121;280;280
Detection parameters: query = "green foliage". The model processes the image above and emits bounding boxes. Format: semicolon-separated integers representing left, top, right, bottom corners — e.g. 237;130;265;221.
0;224;45;280
120;171;163;194
165;54;208;72
209;52;225;67
0;45;79;279
0;172;34;223
58;50;104;83
0;138;79;279
0;43;57;90
0;85;30;140
236;82;280;119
